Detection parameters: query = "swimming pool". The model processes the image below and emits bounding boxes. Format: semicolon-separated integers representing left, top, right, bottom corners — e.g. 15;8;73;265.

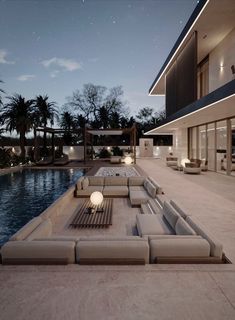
0;168;86;245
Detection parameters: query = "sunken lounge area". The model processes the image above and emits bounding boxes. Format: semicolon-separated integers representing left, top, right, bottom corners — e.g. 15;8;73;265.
0;165;226;265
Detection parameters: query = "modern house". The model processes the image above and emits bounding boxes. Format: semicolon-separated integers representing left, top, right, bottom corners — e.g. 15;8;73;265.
146;0;235;176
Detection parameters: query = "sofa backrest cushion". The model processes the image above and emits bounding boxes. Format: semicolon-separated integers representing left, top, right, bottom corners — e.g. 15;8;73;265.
186;216;223;258
175;218;196;235
80;236;142;241
169;200;188;219
144;179;157;198
26;219;52;241
82;177;89;189
105;177;128;186
162;201;181;229
128;176;145;186
88;176;104;186
148;177;163;194
10;217;43;241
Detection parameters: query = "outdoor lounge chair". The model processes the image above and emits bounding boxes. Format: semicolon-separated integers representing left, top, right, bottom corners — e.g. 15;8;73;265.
54;154;69;166
183;162;201;174
36;156;53;166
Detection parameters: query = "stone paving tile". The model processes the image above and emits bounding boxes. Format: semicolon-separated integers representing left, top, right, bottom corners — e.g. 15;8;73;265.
0;269;235;320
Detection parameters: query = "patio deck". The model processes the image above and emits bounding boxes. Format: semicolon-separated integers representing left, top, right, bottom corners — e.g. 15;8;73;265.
1;158;235;320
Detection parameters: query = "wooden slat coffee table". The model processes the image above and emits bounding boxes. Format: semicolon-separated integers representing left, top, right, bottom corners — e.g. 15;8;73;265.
70;198;113;228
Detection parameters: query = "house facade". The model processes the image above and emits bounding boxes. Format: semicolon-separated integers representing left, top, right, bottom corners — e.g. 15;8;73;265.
146;0;235;176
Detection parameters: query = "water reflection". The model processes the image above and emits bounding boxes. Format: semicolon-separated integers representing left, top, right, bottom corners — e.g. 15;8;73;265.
0;169;85;245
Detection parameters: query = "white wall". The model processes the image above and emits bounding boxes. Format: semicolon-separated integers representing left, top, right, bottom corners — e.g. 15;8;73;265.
209;28;235;92
139;138;153;157
173;128;188;163
63;146;84;160
4;145;173;161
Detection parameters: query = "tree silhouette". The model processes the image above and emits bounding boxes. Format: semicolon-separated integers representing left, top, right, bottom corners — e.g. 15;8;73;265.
0;94;34;158
33;95;58;151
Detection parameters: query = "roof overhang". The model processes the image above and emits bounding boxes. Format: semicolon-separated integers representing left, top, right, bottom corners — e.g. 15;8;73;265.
149;0;235;95
87;129;123;136
145;79;235;134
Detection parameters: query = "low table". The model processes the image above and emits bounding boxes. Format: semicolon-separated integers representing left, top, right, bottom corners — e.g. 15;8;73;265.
70;199;113;228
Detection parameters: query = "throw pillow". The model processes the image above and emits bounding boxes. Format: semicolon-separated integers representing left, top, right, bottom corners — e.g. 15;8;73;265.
82;177;89;190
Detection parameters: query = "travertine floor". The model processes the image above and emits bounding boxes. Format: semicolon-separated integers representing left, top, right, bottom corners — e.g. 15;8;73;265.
53;197;139;237
1;158;235;320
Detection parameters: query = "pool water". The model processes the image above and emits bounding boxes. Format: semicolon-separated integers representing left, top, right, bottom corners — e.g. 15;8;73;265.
0;168;86;245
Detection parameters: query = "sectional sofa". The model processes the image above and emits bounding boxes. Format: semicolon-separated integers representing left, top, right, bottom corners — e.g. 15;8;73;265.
137;200;223;263
0;215;149;265
74;175;163;206
0;176;225;265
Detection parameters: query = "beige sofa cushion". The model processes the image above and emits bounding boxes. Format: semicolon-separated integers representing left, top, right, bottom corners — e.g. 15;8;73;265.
166;160;178;167
129;190;149;206
26;219;52;241
129;186;145;191
136;213;173;237
150;238;210;262
75;186;103;197
175;218;196;235
87;176;104;186
110;156;121;164
103;186;129;197
183;167;201;174
82;177;89;189
34;236;80;242
148;235;202;241
128;176;145;186
76;239;149;264
186;216;223;258
80;236;142;241
105;177;128;186
148;177;163;194
10;217;42;241
76;176;84;190
169;200;189;219
145;180;157;198
1;240;76;264
162;201;181;229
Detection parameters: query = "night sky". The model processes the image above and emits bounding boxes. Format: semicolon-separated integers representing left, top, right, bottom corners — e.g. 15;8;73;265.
0;0;198;116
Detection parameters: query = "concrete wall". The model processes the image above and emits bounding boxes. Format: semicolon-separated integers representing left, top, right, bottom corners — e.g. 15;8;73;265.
4;145;173;161
209;28;235;92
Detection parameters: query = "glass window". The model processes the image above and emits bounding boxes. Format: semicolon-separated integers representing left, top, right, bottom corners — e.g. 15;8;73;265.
207;123;215;171
199;125;206;160
216;120;227;174
190;127;197;159
231;118;235;176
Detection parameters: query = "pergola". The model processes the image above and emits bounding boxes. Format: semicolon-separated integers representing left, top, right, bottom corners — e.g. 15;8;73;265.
34;127;81;162
34;124;137;164
84;124;137;164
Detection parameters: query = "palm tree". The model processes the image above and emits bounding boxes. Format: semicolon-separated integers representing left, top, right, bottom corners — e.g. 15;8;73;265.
60;111;76;145
0;94;34;158
60;111;75;131
33;95;58;150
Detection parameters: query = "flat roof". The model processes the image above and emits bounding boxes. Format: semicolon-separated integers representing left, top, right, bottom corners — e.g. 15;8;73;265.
149;0;235;95
145;79;235;134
